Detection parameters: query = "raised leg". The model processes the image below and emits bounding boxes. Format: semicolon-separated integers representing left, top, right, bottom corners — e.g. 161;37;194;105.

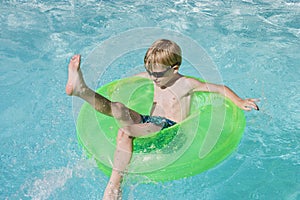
66;54;141;125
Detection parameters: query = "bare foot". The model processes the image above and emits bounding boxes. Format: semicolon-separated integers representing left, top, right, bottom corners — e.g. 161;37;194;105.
65;54;86;96
103;183;122;200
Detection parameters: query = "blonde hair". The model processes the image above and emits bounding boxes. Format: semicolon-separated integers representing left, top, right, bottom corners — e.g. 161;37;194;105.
144;39;182;70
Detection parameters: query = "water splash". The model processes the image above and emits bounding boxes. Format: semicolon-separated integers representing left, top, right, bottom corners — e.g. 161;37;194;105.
20;157;100;200
23;167;72;200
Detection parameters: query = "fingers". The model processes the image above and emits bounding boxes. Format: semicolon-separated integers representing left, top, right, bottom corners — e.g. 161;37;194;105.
243;107;252;111
244;98;259;111
248;98;260;102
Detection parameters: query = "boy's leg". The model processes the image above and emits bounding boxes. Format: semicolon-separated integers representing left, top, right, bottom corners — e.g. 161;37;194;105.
103;123;162;199
66;55;141;125
103;129;132;200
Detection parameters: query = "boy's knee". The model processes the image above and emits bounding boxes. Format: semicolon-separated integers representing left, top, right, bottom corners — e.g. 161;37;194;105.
111;102;126;118
112;102;125;110
117;127;134;140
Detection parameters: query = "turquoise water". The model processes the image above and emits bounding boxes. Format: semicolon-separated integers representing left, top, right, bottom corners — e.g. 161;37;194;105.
1;0;299;199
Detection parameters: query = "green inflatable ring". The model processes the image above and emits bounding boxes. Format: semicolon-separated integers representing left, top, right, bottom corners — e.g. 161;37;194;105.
76;77;246;182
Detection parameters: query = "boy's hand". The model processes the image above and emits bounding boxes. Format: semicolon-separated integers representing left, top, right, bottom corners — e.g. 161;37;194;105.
238;99;259;111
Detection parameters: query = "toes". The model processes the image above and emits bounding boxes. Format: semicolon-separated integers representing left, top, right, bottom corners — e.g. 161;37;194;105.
71;55;77;60
69;55;81;69
71;54;80;62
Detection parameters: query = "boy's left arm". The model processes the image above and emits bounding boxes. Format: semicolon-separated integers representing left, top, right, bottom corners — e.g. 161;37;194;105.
192;80;259;111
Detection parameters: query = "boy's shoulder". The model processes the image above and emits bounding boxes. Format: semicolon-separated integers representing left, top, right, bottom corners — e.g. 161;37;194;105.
172;75;203;93
180;75;204;86
177;75;207;94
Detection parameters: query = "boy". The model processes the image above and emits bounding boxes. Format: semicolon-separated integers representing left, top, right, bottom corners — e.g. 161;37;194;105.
66;39;258;200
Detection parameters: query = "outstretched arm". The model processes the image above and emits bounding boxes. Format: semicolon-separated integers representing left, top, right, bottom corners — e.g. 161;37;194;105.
192;80;259;111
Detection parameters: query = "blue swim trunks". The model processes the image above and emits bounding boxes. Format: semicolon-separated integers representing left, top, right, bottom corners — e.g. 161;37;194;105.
140;115;177;130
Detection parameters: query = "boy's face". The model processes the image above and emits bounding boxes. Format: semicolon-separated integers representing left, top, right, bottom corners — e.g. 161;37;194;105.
146;64;176;87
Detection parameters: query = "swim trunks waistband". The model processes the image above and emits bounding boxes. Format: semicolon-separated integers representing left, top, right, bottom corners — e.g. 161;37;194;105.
140;115;177;130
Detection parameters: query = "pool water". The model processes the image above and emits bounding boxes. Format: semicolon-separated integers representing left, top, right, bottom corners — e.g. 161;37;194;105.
1;0;299;199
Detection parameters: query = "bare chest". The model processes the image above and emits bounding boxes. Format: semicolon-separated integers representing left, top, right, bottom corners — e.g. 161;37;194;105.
151;87;191;122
